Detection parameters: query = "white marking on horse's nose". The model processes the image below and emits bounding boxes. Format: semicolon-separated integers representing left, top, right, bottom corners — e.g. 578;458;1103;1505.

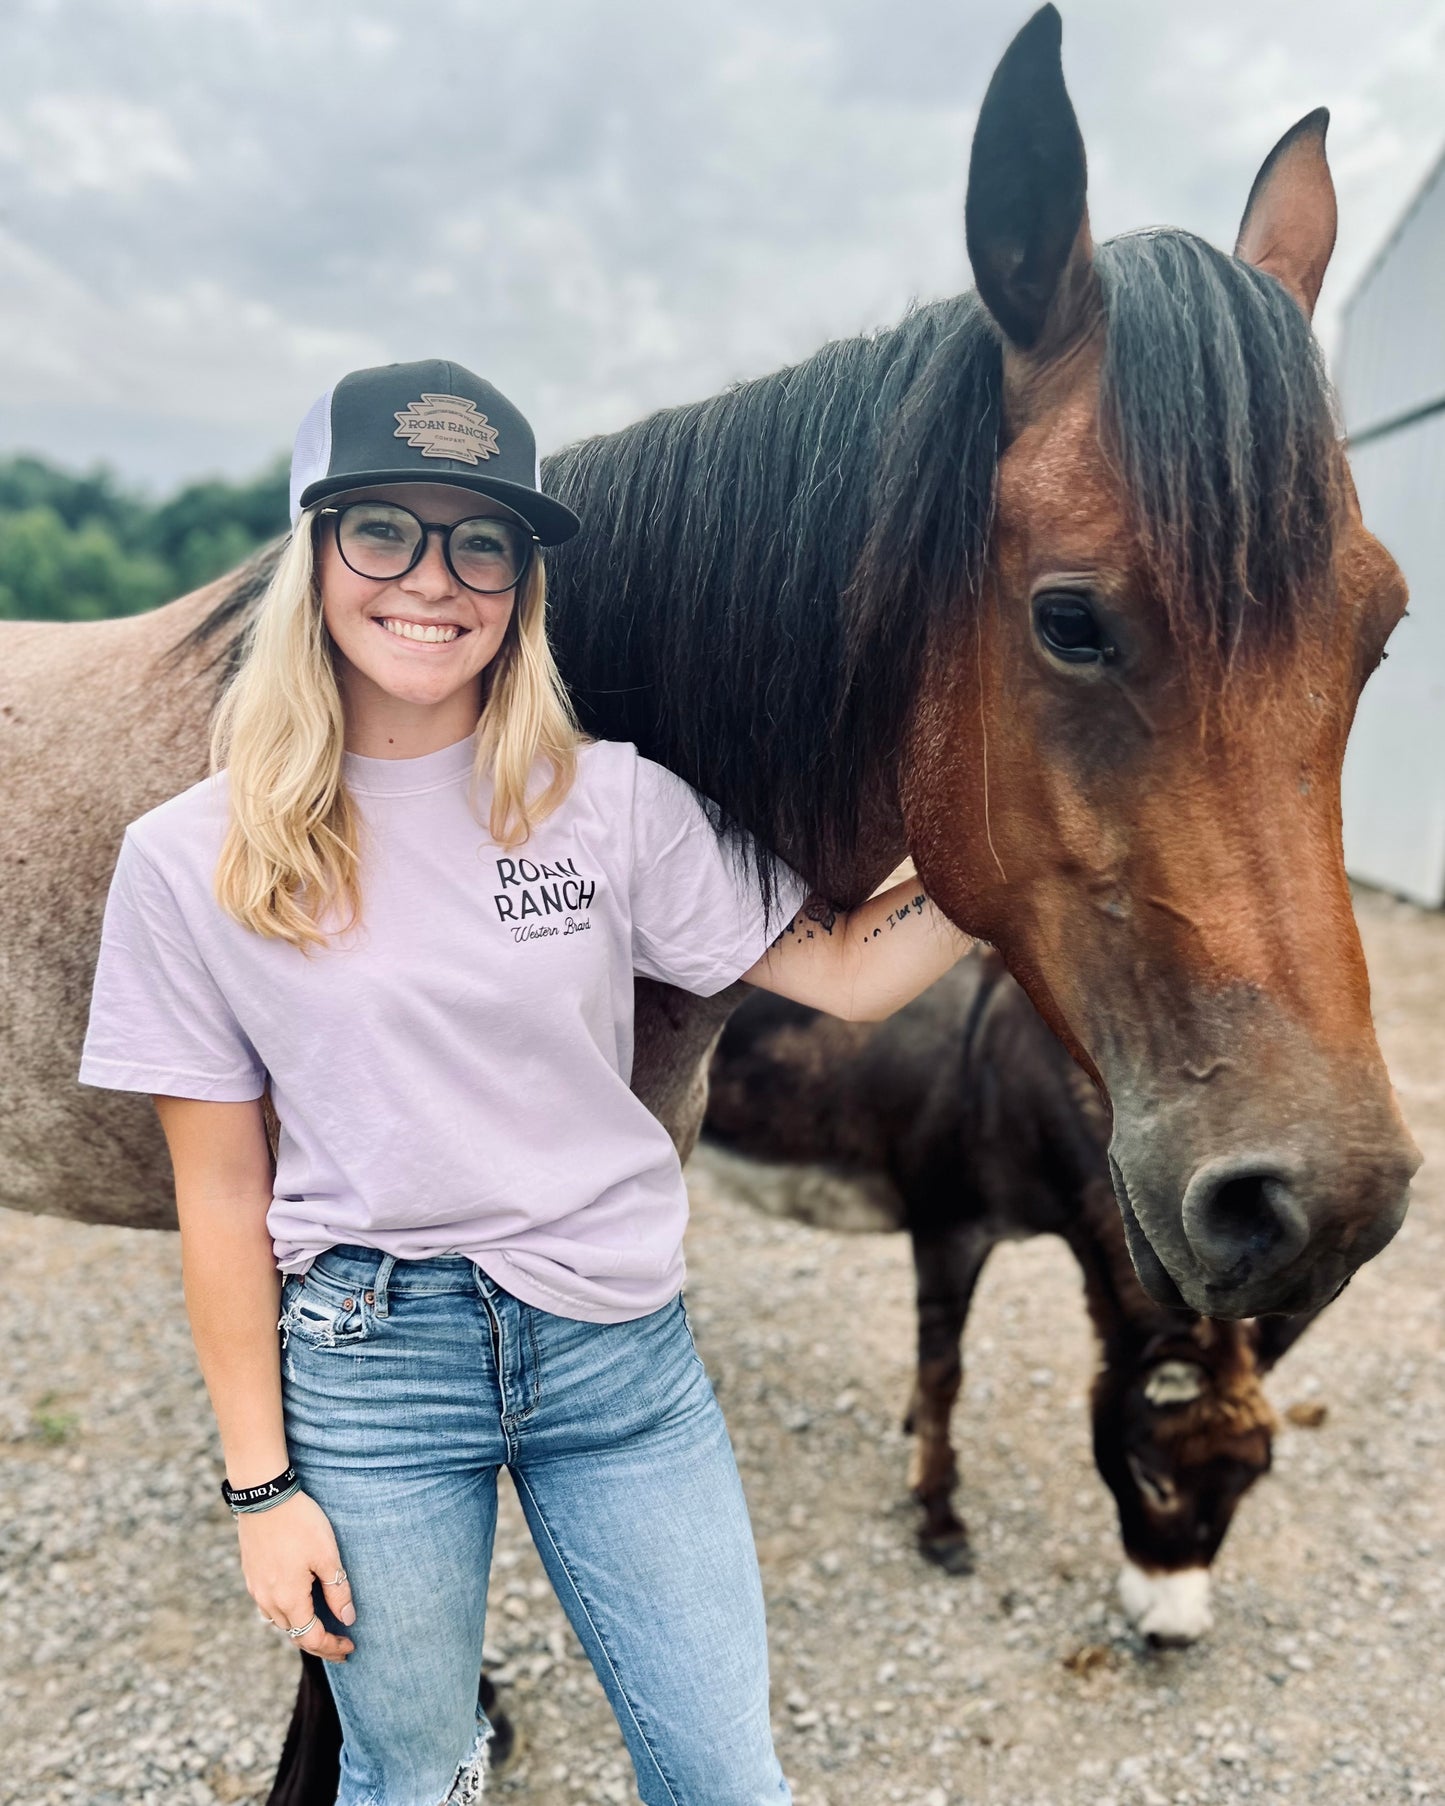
1118;1559;1214;1645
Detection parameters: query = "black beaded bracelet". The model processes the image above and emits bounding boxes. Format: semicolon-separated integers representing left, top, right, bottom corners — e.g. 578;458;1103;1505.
221;1464;298;1511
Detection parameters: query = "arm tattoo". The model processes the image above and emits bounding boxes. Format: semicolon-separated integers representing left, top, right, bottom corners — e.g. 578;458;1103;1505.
763;892;839;954
883;891;928;929
764;912;800;953
864;891;930;942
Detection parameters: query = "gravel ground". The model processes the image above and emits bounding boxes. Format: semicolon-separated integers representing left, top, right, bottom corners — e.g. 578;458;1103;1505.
2;884;1443;1806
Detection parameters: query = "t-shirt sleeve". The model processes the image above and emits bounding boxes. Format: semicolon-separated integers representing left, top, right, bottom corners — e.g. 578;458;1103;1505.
77;827;267;1102
628;754;813;996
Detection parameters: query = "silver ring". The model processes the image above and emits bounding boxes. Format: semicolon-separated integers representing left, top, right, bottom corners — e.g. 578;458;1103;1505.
285;1614;319;1640
331;1567;347;1586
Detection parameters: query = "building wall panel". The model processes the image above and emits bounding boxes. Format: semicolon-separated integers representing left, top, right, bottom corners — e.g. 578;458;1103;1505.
1336;152;1445;436
1340;411;1445;904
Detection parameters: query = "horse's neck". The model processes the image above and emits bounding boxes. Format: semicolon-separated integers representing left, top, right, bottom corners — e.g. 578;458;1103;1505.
824;787;909;908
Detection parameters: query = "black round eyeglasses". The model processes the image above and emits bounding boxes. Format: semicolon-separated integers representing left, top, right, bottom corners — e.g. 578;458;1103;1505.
317;499;538;594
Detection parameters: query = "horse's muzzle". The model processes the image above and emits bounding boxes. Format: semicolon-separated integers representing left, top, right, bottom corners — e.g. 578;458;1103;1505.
1111;1138;1417;1319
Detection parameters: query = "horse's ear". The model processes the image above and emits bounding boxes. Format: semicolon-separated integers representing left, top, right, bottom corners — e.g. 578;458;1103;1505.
1234;109;1337;321
965;5;1097;357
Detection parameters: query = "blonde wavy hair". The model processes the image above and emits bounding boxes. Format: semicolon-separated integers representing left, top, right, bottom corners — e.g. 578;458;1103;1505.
209;506;584;951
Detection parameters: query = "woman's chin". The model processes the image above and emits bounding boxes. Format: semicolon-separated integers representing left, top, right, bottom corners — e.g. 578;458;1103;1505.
341;639;499;707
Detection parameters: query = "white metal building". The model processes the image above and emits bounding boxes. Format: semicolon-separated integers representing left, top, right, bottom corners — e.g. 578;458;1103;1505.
1336;146;1445;906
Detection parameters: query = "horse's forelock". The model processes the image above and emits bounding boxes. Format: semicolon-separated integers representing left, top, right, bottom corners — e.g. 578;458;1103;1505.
1095;229;1343;657
1150;1324;1279;1458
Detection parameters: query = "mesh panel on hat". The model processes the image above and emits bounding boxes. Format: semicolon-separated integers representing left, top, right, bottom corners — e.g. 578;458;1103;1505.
289;389;335;525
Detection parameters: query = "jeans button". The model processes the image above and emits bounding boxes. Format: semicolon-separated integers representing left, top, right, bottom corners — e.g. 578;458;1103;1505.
342;1297;355;1310
363;1290;375;1304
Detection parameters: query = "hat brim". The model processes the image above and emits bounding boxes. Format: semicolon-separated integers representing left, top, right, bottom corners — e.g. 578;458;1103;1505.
297;468;581;546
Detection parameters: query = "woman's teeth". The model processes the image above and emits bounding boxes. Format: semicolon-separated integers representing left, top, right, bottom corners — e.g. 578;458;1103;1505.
377;618;462;644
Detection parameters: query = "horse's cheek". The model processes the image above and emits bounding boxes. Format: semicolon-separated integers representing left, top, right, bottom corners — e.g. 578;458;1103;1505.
902;636;1054;946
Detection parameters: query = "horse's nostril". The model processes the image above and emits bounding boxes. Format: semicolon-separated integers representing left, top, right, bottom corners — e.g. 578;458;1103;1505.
1181;1160;1311;1287
1205;1176;1282;1259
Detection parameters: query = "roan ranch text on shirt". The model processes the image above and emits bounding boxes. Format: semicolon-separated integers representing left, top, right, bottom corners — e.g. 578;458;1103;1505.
493;855;597;934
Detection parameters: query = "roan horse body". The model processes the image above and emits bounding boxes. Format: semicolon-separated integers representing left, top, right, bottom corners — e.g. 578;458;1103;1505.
0;8;1420;1799
701;944;1320;1647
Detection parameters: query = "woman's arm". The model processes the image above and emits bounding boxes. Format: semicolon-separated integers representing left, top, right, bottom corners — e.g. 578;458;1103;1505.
152;1095;355;1660
155;1095;290;1483
738;870;973;1021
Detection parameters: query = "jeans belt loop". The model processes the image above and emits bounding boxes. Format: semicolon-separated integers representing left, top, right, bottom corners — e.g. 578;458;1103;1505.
372;1252;397;1318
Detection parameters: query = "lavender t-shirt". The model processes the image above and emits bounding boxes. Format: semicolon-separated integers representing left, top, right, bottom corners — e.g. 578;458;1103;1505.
78;734;809;1323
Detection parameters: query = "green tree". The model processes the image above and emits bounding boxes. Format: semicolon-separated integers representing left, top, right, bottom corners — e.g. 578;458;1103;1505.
0;452;289;623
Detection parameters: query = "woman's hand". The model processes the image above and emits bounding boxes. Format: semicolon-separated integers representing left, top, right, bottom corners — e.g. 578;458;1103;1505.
237;1490;356;1662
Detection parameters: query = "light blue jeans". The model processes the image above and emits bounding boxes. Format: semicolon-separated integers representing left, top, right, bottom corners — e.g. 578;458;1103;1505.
278;1245;792;1806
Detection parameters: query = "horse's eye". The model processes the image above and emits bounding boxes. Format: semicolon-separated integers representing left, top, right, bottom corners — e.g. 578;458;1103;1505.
1035;595;1112;665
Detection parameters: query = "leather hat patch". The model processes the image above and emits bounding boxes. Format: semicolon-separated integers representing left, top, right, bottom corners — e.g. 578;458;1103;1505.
393;394;501;464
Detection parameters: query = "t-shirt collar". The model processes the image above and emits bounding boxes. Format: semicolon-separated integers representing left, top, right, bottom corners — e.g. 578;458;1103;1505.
341;732;481;796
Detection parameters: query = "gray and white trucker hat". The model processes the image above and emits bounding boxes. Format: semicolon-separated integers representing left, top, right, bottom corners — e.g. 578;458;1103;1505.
288;358;581;545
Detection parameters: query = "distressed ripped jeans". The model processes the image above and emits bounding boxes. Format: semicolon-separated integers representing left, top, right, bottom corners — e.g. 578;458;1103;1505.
278;1244;792;1806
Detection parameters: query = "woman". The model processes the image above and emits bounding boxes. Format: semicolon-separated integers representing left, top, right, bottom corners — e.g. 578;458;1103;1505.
78;358;971;1806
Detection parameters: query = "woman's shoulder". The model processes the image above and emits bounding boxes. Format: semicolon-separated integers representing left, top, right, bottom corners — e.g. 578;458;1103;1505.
568;740;710;825
569;736;643;793
573;738;703;793
123;769;231;873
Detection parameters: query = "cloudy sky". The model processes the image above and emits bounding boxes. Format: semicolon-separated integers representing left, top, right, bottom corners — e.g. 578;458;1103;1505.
2;0;1442;494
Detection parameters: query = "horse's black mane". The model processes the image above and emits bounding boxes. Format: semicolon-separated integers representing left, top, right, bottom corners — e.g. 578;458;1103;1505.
542;288;1002;904
174;229;1340;901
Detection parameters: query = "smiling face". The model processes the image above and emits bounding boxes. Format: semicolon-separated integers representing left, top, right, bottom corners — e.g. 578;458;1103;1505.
315;481;527;753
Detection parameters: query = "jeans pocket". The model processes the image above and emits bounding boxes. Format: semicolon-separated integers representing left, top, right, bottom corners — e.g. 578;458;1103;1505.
677;1291;702;1356
278;1270;372;1352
